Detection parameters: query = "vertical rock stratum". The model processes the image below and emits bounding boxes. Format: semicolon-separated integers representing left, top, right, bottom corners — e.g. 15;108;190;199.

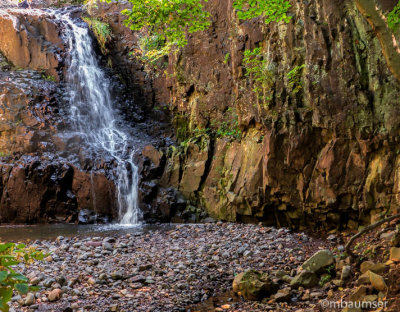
97;0;400;229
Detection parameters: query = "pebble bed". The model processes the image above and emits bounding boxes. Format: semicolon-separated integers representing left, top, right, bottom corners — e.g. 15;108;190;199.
10;223;328;312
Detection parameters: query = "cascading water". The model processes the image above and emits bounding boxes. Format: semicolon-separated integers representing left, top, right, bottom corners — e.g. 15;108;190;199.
59;11;141;225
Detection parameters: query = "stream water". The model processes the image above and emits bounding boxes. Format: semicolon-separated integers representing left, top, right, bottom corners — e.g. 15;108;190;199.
0;224;175;242
59;11;141;225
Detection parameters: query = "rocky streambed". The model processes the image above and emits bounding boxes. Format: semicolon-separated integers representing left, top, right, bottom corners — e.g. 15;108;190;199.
8;223;332;312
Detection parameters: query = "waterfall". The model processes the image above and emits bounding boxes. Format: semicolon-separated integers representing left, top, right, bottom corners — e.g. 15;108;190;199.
58;11;141;225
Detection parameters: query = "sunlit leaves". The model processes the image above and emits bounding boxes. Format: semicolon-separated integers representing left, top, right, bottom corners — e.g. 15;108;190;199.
388;1;400;31
287;64;305;95
0;243;45;312
233;0;292;24
243;47;274;106
82;17;112;54
0;273;7;283
120;0;211;61
0;287;12;312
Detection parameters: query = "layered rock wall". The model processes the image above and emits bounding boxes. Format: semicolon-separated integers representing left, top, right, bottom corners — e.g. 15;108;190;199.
0;160;117;223
0;8;117;224
121;0;400;229
1;0;400;228
0;9;64;79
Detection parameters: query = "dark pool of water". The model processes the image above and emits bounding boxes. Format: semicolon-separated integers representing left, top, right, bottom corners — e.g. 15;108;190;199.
0;223;175;242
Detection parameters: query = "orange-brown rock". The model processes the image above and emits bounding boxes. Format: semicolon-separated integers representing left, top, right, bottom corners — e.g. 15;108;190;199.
115;0;400;228
0;53;61;156
0;159;117;224
0;8;64;79
72;166;117;218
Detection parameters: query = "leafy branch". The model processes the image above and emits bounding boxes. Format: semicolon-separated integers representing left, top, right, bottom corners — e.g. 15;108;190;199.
243;47;274;108
233;0;292;24
287;64;305;95
118;0;211;62
0;243;45;311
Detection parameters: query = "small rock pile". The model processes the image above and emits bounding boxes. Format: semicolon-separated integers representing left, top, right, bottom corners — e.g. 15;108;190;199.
341;228;400;312
232;249;336;303
230;225;400;312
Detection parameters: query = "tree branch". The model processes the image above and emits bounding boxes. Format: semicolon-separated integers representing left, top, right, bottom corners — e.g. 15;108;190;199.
345;213;400;259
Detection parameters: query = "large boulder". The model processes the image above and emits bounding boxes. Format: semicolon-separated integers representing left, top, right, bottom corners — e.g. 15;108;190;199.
360;261;389;275
301;250;335;273
290;270;319;288
0;159;117;224
232;270;279;301
368;271;387;292
72;166;117;218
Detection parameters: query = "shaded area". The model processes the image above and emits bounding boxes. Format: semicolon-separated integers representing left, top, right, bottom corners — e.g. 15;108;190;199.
0;223;174;241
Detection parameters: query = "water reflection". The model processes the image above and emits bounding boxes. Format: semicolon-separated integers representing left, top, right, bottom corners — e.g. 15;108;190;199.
0;224;175;242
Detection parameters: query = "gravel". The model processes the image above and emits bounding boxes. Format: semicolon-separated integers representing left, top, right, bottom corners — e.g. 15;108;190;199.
10;223;328;312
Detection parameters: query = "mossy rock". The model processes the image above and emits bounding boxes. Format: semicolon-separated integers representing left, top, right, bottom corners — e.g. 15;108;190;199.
232;269;279;301
301;249;334;273
290;270;319;288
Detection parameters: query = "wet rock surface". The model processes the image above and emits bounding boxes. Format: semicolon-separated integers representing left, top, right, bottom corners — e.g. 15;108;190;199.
94;0;400;229
9;223;331;312
0;53;61;156
0;6;171;224
0;157;117;224
0;51;118;223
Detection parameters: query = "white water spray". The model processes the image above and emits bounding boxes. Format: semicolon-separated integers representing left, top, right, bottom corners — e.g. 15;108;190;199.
59;12;141;225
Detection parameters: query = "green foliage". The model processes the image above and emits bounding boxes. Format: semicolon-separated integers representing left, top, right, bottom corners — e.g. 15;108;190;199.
173;113;191;142
175;108;241;153
0;152;11;158
214;107;242;140
243;47;274;107
0;243;44;311
287;64;305;95
319;274;331;286
233;0;292;24
138;35;169;65
82;17;112;54
326;264;336;276
224;53;230;65
179;127;210;152
388;1;400;31
41;73;56;82
119;0;211;62
217;171;233;197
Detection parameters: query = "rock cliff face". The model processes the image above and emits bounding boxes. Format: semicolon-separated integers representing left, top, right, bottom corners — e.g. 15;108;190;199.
1;0;400;228
0;9;64;80
0;159;117;223
98;0;400;229
0;8;118;224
